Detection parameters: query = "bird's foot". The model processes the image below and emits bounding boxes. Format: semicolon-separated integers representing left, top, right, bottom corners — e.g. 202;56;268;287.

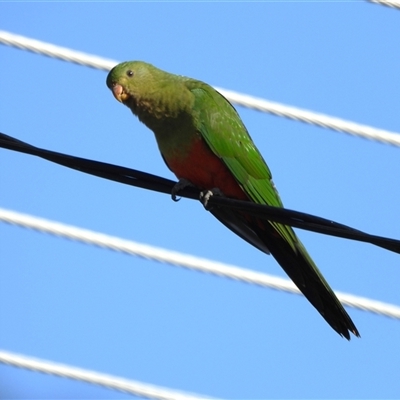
171;178;194;202
200;188;224;210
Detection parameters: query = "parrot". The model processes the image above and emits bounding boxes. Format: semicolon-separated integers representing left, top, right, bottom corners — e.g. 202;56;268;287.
106;61;360;339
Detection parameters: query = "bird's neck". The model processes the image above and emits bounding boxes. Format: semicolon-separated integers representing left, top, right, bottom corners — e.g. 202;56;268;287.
126;82;198;160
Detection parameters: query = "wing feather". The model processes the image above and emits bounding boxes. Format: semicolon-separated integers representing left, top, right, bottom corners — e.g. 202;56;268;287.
188;83;297;249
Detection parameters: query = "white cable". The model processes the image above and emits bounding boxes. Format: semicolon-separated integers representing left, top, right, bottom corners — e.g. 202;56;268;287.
214;87;400;147
0;350;213;400
1;207;400;320
0;30;116;71
368;0;400;9
1;30;399;147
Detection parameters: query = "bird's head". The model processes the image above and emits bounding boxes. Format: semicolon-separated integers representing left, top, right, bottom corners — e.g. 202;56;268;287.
106;61;165;108
106;60;194;125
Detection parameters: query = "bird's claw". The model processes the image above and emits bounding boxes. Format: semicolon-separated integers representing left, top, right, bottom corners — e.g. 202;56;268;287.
171;178;194;202
200;188;224;210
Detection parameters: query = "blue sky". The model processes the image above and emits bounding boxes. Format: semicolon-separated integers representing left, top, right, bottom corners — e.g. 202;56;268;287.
1;2;400;399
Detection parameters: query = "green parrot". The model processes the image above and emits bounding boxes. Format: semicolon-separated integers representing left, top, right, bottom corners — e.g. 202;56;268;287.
106;61;359;339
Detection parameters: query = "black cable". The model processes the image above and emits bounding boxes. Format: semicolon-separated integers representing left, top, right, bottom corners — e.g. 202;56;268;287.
1;131;399;255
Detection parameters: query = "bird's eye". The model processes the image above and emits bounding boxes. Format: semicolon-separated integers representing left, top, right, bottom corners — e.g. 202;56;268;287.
126;70;134;77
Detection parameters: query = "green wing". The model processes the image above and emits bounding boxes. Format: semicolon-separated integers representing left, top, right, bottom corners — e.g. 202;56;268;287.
187;81;297;249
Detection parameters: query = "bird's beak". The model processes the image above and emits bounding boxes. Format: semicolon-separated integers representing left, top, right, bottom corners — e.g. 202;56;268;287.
111;83;129;103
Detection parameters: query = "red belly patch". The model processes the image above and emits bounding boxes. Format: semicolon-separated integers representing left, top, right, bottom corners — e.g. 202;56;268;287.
165;136;248;201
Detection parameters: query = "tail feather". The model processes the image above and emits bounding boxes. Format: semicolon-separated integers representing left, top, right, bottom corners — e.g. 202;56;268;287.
209;204;360;339
254;222;360;339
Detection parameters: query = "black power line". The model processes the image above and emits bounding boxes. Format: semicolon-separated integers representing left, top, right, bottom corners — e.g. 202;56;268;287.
1;131;399;255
